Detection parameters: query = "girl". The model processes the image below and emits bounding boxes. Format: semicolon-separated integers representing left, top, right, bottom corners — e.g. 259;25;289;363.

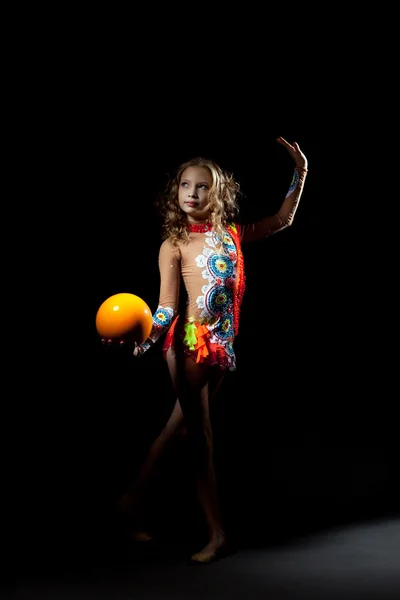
113;137;308;563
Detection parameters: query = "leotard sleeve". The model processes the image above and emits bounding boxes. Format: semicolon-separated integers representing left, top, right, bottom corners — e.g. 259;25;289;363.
135;238;181;356
241;166;308;243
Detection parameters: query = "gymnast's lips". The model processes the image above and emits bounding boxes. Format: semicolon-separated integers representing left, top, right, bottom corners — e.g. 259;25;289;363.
185;201;198;207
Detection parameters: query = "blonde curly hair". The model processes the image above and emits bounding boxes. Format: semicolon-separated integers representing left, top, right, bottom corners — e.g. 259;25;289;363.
156;157;242;250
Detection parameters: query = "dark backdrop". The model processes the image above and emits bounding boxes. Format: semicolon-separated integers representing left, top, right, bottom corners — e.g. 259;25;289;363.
19;69;398;580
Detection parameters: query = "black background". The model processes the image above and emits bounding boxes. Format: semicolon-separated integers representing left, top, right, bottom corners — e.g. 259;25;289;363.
18;43;398;582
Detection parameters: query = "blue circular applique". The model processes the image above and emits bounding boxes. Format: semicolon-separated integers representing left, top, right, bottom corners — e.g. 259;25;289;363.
222;233;236;252
215;314;234;341
154;308;172;326
208;254;234;279
225;340;235;355
205;286;233;315
286;169;299;197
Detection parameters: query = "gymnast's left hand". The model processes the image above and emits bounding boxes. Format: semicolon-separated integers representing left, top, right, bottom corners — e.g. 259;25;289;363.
276;136;308;170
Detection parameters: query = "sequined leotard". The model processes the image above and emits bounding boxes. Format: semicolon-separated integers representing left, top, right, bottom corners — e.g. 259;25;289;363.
136;166;307;371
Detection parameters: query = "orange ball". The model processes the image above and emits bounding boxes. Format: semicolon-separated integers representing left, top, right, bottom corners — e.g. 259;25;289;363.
96;293;153;344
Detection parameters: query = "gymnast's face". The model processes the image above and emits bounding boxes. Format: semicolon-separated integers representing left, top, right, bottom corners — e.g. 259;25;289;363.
178;166;213;223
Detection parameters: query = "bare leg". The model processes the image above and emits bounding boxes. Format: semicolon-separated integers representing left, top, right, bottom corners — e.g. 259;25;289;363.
118;346;228;555
172;353;230;562
116;348;191;532
118;347;224;510
117;396;186;534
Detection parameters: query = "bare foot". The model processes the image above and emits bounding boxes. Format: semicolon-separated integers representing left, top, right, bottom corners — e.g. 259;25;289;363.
116;493;152;541
190;532;232;564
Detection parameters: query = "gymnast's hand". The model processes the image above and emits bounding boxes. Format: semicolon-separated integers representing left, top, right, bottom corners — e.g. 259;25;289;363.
276;136;308;170
100;337;142;358
100;336;133;354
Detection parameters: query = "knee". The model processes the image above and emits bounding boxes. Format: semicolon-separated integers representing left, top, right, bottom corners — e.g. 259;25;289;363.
159;423;187;445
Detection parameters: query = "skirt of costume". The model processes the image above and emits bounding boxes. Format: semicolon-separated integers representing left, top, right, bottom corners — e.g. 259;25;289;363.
162;315;236;371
